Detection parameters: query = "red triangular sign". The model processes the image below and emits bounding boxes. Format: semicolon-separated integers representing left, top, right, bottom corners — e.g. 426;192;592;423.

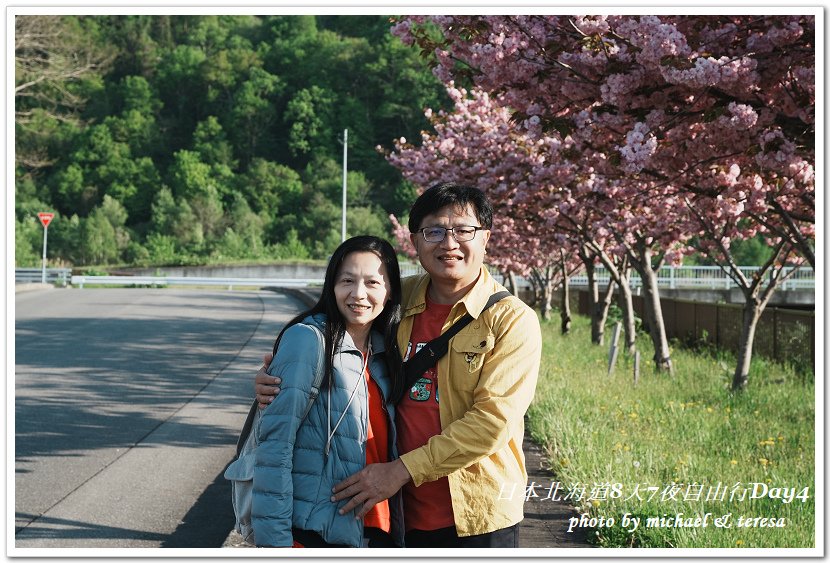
37;212;54;228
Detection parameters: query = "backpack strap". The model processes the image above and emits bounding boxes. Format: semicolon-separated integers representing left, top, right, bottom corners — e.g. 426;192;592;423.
234;324;326;459
403;290;512;389
299;325;326;420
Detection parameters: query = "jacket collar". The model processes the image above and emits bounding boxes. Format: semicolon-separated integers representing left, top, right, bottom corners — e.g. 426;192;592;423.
306;313;386;355
403;267;498;320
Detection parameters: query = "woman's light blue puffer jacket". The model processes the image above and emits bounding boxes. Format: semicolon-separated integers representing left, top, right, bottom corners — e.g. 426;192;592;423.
251;314;402;547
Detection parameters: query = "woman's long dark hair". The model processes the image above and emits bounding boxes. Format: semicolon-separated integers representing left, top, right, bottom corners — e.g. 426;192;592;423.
271;236;405;404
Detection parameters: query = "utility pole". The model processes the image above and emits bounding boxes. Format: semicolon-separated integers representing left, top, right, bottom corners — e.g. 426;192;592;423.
341;129;348;243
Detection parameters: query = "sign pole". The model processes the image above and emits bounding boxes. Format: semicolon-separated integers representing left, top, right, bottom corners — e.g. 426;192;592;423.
41;225;48;283
37;212;55;283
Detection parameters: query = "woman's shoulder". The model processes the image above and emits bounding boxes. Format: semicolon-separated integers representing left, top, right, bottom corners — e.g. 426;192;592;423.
280;316;325;350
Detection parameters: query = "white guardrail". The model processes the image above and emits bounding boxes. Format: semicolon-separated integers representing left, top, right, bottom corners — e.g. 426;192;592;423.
18;264;811;292
409;264;811;292
15;268;72;285
70;276;324;290
566;265;814;292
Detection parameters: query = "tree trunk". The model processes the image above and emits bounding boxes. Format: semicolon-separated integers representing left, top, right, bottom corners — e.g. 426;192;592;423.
729;247;793;390
539;267;554;321
508;270;518;296
732;296;764;390
596;278;616;347
590;248;636;354
617;268;637;354
584;260;602;344
502;270;517;295
525;271;538;310
632;255;672;372
560;264;572;335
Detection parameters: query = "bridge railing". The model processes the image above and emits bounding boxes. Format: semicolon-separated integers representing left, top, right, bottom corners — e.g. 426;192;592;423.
70;275;324;290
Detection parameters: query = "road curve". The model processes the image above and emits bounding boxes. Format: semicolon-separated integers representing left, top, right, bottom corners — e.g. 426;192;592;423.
14;287;299;549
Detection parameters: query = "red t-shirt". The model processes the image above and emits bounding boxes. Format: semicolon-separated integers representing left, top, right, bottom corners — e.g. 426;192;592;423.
363;363;391;533
396;297;455;531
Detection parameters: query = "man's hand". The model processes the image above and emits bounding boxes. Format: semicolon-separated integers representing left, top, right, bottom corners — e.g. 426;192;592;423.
255;353;280;409
331;459;412;519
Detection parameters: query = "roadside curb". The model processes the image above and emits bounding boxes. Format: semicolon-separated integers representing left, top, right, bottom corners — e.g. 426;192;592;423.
264;286;320;309
520;435;595;548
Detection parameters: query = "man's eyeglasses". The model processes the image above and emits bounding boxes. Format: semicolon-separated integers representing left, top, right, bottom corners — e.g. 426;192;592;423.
417;225;486;243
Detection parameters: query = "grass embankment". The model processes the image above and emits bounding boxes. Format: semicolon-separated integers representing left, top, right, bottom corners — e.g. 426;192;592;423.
526;315;815;548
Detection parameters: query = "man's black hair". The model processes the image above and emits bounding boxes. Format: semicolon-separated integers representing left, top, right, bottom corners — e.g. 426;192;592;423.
408;182;494;233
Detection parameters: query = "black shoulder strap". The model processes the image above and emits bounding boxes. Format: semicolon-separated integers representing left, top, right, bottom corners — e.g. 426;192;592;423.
403;290;511;388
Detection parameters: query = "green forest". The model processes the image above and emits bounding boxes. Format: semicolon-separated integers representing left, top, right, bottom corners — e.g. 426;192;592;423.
14;15;448;268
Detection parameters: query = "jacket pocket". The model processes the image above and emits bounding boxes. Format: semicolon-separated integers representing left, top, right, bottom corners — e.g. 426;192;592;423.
451;334;496;375
223;452;256;544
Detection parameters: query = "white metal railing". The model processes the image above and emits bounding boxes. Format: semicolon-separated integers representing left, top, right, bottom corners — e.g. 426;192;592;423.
70;275;324;290
399;262;425;277
562;265;813;291
47;263;813;293
15;268;72;285
401;262;813;292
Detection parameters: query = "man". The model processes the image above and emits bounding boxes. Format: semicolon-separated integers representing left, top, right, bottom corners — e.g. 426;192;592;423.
255;182;542;547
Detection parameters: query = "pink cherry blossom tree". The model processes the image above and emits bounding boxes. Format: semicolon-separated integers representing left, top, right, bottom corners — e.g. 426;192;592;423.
385;85;646;348
391;14;815;382
682;162;808;389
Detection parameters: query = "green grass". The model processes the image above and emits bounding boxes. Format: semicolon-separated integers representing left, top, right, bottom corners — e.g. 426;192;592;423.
526;314;815;548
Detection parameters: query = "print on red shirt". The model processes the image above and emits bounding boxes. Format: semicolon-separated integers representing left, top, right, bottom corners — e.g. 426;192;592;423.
397;297;454;531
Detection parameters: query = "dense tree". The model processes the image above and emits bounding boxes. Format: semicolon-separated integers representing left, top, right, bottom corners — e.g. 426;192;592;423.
284;86;334;159
15;15;448;267
192;116;235;167
15;15;112;128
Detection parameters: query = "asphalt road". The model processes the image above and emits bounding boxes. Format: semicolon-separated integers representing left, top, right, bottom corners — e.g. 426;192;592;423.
14;287;299;549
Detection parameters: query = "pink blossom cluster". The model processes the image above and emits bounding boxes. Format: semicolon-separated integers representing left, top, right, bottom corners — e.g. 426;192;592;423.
618;122;658;174
615;16;691;67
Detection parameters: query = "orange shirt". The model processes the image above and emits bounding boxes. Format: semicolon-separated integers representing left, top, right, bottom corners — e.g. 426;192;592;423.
395;298;455;531
363;363;391;533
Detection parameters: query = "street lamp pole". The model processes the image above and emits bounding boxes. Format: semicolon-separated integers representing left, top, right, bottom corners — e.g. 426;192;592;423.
341;129;348;243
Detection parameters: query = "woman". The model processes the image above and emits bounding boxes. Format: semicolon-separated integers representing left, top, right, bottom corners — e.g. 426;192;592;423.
252;236;405;548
